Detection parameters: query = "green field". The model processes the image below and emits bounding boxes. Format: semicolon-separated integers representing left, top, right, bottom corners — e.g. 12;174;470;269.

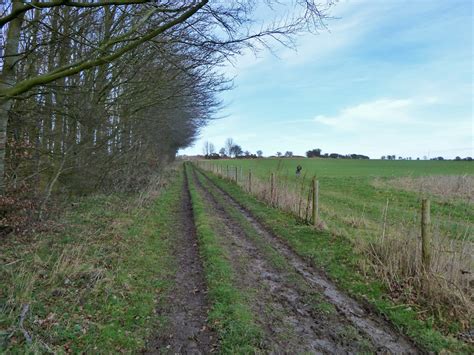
206;158;473;242
209;158;474;177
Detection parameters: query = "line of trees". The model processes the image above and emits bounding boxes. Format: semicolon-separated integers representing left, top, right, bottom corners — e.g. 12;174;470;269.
0;0;329;202
306;148;369;160
382;156;473;161
203;138;263;159
454;156;473;161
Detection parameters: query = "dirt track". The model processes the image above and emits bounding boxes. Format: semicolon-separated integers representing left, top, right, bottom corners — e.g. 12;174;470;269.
145;172;216;354
149;166;418;353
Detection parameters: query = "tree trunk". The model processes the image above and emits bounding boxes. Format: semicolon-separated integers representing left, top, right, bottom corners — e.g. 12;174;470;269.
0;0;25;194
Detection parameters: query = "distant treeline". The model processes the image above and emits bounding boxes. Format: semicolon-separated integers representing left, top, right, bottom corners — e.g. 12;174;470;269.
306;149;369;159
205;153;260;160
201;143;472;161
382;155;473;161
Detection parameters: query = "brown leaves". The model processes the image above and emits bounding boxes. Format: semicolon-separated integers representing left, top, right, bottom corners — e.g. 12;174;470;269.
0;193;38;237
34;312;58;329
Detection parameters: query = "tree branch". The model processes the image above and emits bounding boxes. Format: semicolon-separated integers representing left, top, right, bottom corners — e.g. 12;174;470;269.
0;0;191;28
0;0;209;98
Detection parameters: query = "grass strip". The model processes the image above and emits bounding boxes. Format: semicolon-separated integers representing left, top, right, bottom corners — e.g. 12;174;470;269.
185;165;263;353
199;166;472;354
1;169;182;353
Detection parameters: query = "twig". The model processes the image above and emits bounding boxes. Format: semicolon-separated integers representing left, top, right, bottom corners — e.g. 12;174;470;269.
38;147;72;220
4;259;22;266
19;304;32;344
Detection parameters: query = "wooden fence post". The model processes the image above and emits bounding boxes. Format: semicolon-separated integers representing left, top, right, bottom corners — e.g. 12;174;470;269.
316;179;319;220
235;166;238;183
312;177;319;226
421;198;431;272
270;172;275;205
226;165;229;179
248;170;252;193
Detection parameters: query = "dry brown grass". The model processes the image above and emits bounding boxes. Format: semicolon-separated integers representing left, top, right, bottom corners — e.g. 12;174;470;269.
373;175;474;203
363;220;473;326
135;163;181;208
226;169;314;222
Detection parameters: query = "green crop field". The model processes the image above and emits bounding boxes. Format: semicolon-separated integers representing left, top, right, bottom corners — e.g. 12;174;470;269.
210;158;473;177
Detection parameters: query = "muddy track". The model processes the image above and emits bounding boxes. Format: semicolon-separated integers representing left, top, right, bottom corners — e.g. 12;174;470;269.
145;172;216;354
190;168;376;353
193;166;419;354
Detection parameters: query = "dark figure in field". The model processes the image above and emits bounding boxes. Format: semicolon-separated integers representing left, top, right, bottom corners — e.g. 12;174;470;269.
296;165;302;177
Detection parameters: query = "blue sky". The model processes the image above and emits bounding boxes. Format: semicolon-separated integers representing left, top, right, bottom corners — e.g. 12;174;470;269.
180;0;473;159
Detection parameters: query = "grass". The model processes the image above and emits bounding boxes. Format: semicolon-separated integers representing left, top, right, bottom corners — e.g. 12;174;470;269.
185;164;263;353
207;157;474;177
0;168;183;353
200;166;473;353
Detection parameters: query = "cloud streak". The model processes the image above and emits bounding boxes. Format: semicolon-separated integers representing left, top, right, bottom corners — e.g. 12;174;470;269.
314;97;441;130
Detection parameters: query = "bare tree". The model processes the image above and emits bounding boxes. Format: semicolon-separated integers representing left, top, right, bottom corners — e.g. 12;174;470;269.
225;138;235;157
209;142;215;155
202;141;211;156
202;141;216;156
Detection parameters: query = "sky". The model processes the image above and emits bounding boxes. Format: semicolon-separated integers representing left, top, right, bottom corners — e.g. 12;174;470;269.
180;0;473;159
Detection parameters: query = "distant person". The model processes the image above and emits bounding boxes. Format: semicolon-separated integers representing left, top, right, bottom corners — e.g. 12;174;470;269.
296;165;302;177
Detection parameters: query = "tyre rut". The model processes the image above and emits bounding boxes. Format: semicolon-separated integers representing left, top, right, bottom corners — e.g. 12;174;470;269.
145;171;216;354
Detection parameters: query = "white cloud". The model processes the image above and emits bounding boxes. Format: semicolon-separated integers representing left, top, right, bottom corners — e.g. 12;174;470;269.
314;97;439;130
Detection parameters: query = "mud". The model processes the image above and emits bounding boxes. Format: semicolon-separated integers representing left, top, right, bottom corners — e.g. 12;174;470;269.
190;168;378;354
145;172;216;354
195;167;419;354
